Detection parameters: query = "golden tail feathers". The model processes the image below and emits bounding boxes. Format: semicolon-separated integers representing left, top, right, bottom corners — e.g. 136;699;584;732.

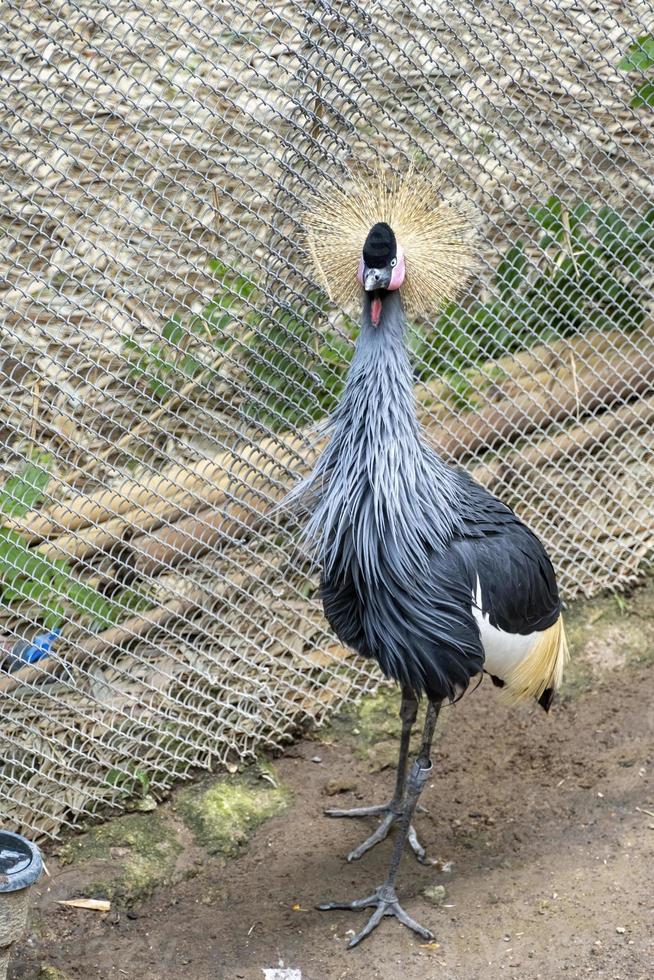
501;617;570;704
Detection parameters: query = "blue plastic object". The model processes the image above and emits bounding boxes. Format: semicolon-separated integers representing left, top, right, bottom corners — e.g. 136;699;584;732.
0;832;43;893
0;628;61;674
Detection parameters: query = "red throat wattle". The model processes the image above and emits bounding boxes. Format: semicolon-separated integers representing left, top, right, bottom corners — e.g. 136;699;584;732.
371;296;382;327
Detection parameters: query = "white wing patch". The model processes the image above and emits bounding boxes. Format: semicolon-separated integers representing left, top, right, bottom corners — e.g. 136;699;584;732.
471;576;542;683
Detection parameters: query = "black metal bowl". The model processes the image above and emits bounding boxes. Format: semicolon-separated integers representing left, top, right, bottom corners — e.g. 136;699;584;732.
0;831;43;893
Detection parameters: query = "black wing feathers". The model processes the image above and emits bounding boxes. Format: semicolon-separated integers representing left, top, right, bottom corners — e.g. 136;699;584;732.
320;469;560;701
452;476;561;635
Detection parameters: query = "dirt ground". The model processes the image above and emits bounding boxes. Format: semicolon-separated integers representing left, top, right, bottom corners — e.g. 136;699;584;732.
8;581;654;980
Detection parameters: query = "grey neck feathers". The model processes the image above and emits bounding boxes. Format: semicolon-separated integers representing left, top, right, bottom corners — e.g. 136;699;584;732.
291;289;463;581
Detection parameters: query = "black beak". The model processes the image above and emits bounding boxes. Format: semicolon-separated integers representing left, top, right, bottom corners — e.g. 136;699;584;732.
363;265;392;292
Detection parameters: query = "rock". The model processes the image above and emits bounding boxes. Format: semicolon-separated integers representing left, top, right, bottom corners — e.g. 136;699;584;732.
177;762;288;857
422;884;447;906
365;740;399;773
57;811;182;902
324;776;358;796
134;794;157;812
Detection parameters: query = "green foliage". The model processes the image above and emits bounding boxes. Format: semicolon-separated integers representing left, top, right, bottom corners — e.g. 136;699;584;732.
618;35;654;108
124;259;354;431
0;525;142;630
122;259;258;403
0;461;148;630
106;764;151;800
412;198;653;387
242;292;355;431
0;458;51;517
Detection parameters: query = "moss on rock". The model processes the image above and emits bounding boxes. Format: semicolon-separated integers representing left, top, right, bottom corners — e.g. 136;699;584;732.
323;683;401;753
58;811;182;902
176;762;289;856
321;682;449;771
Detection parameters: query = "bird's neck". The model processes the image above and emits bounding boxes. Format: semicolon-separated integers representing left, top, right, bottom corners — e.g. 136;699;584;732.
293;289;462;578
336;290;422;455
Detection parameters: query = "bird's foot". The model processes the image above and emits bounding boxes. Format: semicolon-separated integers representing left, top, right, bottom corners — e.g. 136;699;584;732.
317;884;434;948
324;801;429;863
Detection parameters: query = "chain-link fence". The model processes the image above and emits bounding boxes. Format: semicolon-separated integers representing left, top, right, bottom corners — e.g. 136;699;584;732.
1;0;653;840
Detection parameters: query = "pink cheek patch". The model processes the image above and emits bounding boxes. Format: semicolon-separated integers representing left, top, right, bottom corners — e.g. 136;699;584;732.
388;255;406;291
388;245;405;291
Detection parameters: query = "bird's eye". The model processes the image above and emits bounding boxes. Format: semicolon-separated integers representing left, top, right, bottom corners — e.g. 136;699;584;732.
390;257;397;268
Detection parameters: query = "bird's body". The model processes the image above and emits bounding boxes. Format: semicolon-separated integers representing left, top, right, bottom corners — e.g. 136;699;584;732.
294;178;569;947
295;288;566;708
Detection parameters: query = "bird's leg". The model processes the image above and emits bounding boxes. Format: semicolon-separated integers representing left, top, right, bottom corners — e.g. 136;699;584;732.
319;700;441;948
325;687;428;862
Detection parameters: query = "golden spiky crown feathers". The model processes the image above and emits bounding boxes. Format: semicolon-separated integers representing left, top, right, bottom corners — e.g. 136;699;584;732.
303;165;478;317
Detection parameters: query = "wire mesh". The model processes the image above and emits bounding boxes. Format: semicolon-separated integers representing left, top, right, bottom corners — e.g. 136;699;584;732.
0;0;653;840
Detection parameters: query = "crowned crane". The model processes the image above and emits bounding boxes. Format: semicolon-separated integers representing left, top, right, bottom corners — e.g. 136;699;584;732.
288;166;569;947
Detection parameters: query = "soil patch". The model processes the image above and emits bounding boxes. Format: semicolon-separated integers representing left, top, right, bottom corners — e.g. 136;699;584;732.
8;581;654;980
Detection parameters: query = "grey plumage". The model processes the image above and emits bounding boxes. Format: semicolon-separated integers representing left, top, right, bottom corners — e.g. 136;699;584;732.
289;288;562;703
295;205;566;948
291;291;463;578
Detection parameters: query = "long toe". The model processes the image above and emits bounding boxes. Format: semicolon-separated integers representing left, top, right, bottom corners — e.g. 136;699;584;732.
319;886;434;948
347;903;387;948
346;811;396;862
391;900;434;941
407;823;429;864
316;891;379;912
324;802;390;818
325;801;429;863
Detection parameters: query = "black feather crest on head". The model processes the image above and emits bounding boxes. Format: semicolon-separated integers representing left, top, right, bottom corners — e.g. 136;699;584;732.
363;222;396;268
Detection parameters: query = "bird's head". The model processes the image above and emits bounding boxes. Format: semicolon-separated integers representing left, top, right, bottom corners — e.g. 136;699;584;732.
357;222;405;327
303;163;477;320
